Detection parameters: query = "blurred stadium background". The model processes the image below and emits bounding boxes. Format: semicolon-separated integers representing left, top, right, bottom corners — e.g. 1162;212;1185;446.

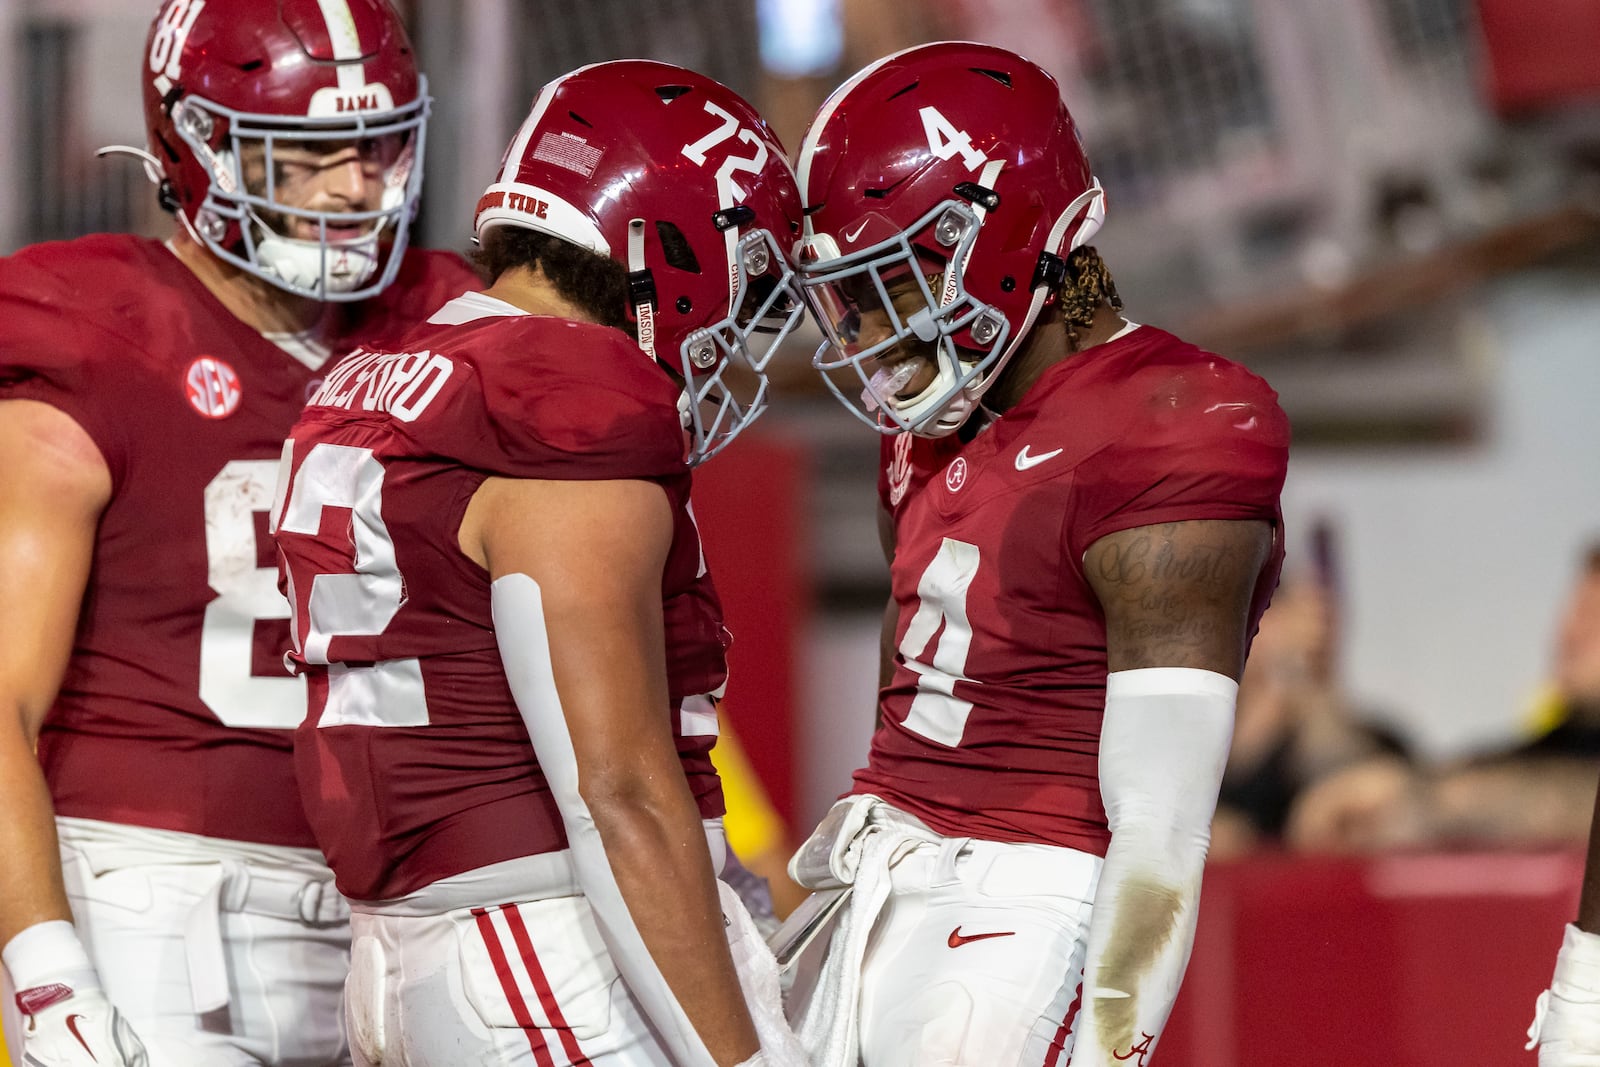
3;0;1600;1063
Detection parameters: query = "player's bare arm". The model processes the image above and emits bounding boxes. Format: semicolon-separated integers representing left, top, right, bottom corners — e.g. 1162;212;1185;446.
1086;518;1274;679
463;475;761;1067
0;400;111;945
0;400;148;1066
1579;790;1600;936
1076;517;1272;1061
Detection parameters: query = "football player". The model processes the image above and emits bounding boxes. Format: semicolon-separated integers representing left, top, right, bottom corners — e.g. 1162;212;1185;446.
0;2;476;1065
271;61;806;1067
783;43;1290;1066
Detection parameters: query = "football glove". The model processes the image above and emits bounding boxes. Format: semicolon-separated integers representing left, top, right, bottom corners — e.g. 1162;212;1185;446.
5;920;149;1067
15;981;150;1067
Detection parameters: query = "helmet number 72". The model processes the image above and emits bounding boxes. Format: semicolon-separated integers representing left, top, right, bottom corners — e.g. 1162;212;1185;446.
681;100;769;202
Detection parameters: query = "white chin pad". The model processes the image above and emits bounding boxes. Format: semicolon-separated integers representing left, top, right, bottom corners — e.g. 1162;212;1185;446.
861;359;927;413
255;232;381;294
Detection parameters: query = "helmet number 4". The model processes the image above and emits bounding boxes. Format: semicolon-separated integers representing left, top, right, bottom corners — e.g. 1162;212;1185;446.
681;101;769;203
919;106;987;172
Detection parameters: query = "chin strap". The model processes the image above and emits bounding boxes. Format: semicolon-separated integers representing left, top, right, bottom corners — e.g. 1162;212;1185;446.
627;218;659;362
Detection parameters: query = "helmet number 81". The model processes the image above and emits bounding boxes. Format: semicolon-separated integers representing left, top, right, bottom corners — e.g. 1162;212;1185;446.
681;101;769;203
919;106;987;172
149;0;206;84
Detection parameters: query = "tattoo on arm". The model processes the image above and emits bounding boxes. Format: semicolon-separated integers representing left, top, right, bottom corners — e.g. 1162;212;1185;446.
1085;520;1273;678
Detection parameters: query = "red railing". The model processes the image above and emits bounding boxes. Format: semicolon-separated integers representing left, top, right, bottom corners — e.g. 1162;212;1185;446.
1160;850;1583;1065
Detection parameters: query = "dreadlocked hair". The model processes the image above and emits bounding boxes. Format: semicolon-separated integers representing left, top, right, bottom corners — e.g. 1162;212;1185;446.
473;227;636;338
1058;245;1122;347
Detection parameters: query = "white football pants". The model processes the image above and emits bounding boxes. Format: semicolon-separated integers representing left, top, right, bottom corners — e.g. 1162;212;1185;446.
3;817;352;1067
795;803;1103;1067
344;893;675;1067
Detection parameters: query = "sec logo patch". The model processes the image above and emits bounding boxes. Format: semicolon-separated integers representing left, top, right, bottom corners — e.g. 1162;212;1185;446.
185;356;242;419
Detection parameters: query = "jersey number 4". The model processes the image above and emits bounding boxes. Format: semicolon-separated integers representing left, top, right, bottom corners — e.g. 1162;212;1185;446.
897;537;981;746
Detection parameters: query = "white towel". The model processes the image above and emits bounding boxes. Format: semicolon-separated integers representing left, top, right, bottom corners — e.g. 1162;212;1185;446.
790;800;926;1067
721;879;811;1066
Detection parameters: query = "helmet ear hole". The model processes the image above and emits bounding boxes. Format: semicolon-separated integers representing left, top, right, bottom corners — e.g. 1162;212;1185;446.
655;221;701;274
155;131;182;165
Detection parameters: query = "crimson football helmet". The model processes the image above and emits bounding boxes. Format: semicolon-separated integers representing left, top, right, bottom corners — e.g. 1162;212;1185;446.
794;42;1106;436
474;60;805;465
133;0;427;301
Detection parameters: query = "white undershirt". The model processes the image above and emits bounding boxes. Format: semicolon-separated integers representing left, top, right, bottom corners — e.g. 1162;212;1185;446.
262;329;333;371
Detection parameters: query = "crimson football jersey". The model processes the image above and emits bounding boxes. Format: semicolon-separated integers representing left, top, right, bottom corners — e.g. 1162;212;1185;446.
855;325;1290;854
274;292;729;901
0;234;476;848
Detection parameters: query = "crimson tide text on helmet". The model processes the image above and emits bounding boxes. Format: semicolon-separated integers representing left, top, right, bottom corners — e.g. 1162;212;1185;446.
475;60;805;465
794;41;1106;436
137;0;428;301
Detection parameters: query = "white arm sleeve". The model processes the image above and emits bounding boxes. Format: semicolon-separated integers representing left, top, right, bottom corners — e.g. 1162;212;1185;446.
491;573;715;1067
1072;667;1236;1065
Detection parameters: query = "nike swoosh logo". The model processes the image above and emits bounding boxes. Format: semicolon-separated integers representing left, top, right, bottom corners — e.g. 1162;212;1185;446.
1014;445;1064;471
843;219;871;243
948;926;1016;948
65;1013;97;1060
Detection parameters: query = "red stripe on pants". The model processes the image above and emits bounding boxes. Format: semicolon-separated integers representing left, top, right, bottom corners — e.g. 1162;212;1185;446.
473;906;557;1067
503;903;594;1067
1045;976;1086;1067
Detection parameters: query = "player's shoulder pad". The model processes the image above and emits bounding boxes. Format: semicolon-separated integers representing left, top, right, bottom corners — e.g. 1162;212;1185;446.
0;233;172;314
1121;328;1289;449
0;235;179;369
473;316;688;478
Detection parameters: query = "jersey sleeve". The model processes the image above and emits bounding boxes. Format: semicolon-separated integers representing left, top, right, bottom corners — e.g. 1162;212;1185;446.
472;322;689;482
1070;362;1289;557
0;254;135;486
